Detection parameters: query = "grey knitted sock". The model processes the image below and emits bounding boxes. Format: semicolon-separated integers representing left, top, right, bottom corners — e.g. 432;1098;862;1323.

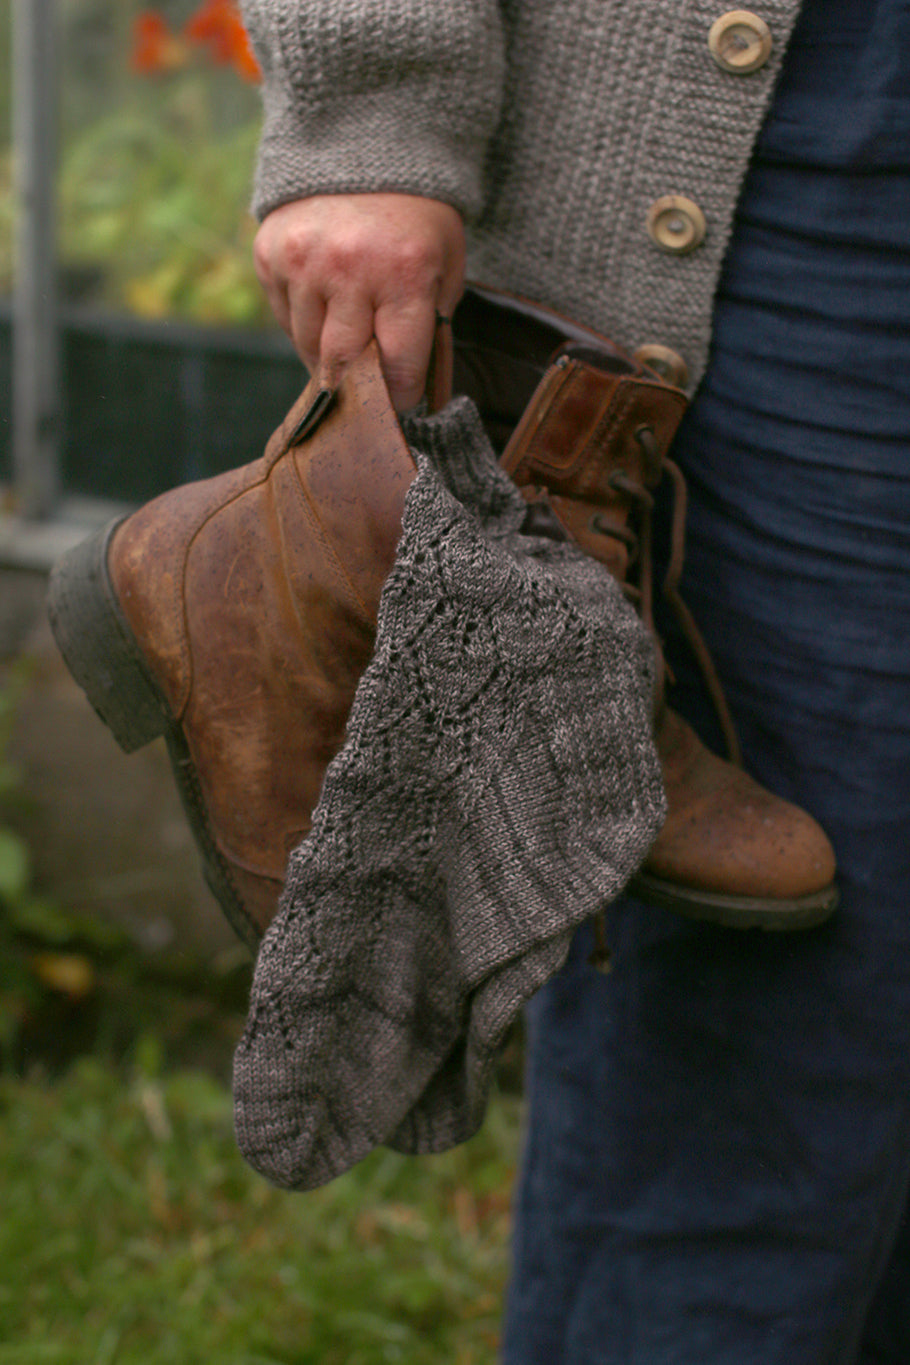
232;398;665;1191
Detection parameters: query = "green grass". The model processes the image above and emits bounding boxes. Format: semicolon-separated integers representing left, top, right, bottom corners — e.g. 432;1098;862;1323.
0;666;522;1363
0;1059;521;1364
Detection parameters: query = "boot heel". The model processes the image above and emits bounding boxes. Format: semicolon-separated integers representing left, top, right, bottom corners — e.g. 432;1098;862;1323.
47;520;173;753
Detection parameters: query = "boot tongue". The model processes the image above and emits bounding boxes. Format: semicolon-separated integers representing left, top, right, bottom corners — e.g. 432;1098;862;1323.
501;358;688;503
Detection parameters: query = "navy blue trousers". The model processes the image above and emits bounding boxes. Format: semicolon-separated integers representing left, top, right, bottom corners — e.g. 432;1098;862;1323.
501;69;910;1360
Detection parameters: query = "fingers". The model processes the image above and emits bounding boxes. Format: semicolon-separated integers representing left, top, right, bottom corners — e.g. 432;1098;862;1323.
253;210;322;375
284;287;325;376
252;193;466;408
373;296;440;411
295;287;442;409
312;290;375;390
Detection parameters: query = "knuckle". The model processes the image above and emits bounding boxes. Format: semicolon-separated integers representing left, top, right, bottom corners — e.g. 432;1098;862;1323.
282;227;318;275
389;238;439;288
323;320;371;366
387;355;424;389
383;352;427;407
254;221;318;285
321;232;367;281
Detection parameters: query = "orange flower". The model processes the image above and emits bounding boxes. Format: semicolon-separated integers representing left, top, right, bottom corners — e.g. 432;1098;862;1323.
185;0;261;81
130;10;188;75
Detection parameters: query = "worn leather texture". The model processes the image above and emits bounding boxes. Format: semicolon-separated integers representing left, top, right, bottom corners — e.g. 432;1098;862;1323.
109;343;416;931
651;708;836;898
480;290;836;907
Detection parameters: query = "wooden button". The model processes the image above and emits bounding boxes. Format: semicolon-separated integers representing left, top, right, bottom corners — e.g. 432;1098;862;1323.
646;196;707;254
708;11;773;73
634;344;689;389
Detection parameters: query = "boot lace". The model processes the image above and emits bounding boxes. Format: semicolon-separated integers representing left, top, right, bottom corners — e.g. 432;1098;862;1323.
588;425;742;766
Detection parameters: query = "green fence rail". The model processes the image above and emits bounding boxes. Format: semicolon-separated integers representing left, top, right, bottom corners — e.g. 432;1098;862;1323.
0;303;306;506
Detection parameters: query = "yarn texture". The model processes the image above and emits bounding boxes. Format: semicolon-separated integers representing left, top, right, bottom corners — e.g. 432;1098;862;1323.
239;0;805;389
232;400;665;1190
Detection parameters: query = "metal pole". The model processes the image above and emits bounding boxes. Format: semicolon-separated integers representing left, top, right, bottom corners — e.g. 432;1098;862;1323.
12;0;60;520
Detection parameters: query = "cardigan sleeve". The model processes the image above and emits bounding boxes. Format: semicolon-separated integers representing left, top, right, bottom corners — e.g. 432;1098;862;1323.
240;0;506;222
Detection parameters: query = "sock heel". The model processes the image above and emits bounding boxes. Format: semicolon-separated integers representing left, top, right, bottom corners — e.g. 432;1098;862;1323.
47;520;173;753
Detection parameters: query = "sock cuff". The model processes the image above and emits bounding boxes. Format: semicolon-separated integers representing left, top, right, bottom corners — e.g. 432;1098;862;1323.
402;398;527;532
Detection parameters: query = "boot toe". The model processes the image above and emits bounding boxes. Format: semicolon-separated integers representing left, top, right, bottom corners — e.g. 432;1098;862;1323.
643;793;837;903
635;709;839;929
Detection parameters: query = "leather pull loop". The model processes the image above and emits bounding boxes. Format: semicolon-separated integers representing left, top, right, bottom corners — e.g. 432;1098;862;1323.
288;309;455;446
425;312;454;414
286;386;336;447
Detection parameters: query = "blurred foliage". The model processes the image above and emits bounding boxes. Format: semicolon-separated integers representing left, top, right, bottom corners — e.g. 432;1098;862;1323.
0;0;272;327
0;662;521;1364
0;663;253;1079
0;1059;519;1363
56;100;268;325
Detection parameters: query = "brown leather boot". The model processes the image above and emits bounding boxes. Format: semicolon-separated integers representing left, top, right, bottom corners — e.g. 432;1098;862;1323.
453;286;838;929
49;289;836;947
47;342;416;947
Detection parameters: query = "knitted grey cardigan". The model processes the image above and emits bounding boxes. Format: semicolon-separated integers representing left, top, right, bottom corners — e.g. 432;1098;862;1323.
240;0;805;391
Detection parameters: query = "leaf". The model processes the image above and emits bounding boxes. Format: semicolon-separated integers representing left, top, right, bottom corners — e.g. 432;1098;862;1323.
8;896;77;945
30;952;96;1000
0;828;30;901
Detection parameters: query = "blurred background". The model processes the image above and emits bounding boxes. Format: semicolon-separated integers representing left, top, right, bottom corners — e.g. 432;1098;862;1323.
0;6;519;1361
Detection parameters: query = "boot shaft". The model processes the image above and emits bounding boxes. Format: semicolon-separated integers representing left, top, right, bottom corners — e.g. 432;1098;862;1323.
109;342;416;724
452;286;687;594
451;286;739;758
450;287;836;919
104;344;416;917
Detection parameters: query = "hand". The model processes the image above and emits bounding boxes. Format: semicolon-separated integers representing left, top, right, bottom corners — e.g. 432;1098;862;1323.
252;193;466;410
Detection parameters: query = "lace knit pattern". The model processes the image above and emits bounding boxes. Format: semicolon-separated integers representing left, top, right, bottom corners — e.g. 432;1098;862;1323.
232;400;665;1190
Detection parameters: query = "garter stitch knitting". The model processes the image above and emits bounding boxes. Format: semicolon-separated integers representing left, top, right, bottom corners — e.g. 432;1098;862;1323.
232;399;665;1190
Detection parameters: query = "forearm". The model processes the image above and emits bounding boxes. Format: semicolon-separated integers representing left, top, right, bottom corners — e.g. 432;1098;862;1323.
240;0;506;222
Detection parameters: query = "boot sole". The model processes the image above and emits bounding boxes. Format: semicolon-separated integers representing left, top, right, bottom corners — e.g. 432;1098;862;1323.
629;869;840;931
46;521;262;950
